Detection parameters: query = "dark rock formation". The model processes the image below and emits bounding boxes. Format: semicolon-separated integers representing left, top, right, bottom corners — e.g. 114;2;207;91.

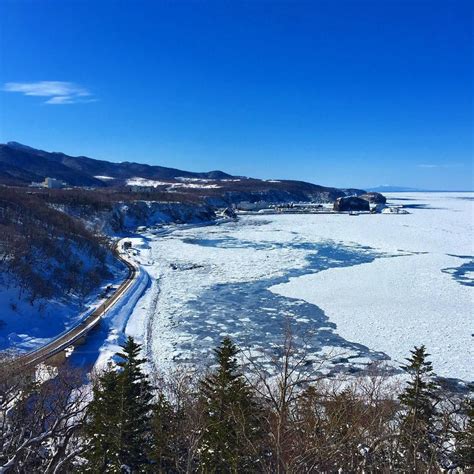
333;196;370;212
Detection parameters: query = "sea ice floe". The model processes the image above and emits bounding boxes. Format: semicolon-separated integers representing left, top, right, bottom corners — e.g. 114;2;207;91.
115;193;472;381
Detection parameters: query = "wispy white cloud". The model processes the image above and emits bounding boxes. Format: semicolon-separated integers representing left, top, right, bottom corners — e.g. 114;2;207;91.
3;81;95;104
417;163;463;169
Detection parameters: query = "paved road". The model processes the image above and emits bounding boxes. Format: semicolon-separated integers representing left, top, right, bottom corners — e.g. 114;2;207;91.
12;242;138;369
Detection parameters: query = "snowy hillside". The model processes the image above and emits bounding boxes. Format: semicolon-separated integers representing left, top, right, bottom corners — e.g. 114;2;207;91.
0;189;126;352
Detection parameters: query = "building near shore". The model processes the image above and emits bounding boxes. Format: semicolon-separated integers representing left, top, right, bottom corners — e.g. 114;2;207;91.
44;177;65;189
31;177;67;189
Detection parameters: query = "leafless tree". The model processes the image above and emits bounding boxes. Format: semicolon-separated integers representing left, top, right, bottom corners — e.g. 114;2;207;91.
0;358;89;473
241;320;336;472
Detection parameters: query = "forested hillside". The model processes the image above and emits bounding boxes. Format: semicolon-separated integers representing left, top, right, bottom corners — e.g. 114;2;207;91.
1;337;472;472
0;142;366;205
0;188;114;302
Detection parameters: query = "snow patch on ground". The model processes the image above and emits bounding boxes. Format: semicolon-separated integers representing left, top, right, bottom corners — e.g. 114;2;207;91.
94;175;115;180
94;260;150;370
126;177;169;187
126;177;221;189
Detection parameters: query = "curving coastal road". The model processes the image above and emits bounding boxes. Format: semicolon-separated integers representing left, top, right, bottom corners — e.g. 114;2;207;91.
13;242;139;369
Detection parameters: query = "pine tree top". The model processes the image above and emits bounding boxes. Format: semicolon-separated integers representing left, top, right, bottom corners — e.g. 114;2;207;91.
116;336;147;371
400;345;434;375
398;345;439;415
213;337;239;373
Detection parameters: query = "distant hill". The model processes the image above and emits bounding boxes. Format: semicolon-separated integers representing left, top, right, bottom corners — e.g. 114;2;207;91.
0;141;369;204
367;185;473;193
366;185;424;193
0;142;233;187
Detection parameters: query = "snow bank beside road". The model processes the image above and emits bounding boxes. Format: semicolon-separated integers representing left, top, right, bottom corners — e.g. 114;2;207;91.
93;247;150;369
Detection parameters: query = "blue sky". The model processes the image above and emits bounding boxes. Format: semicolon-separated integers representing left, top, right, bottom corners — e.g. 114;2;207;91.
0;0;472;190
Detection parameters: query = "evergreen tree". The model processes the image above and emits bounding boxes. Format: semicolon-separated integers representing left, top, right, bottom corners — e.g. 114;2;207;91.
83;337;154;473
83;365;122;472
116;336;154;471
150;393;178;472
398;345;439;471
199;337;261;473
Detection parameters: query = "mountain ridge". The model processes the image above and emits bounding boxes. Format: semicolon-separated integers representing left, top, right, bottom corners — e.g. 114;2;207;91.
367;185;473;193
2;141;233;185
0;142;371;205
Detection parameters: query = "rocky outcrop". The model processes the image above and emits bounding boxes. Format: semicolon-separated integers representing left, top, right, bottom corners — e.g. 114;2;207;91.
53;200;216;233
359;192;387;204
105;201;216;232
115;201;216;230
333;196;370;212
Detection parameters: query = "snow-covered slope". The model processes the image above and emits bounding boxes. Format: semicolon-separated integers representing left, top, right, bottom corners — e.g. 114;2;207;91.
0;248;126;353
0;191;127;353
55;200;217;233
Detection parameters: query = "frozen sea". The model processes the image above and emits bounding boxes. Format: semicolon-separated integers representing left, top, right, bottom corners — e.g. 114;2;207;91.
124;193;473;381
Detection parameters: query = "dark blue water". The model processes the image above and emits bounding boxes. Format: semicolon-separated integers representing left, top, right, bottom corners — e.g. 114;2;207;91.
443;255;474;287
168;232;402;374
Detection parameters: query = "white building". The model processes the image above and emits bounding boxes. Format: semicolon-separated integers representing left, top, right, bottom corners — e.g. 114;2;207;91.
44;177;65;189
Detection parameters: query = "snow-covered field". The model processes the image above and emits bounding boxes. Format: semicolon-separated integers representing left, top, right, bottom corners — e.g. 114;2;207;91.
126;177;221;189
122;193;473;381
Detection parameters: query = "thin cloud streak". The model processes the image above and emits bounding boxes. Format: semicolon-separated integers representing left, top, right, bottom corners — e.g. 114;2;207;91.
3;81;94;104
417;163;464;169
